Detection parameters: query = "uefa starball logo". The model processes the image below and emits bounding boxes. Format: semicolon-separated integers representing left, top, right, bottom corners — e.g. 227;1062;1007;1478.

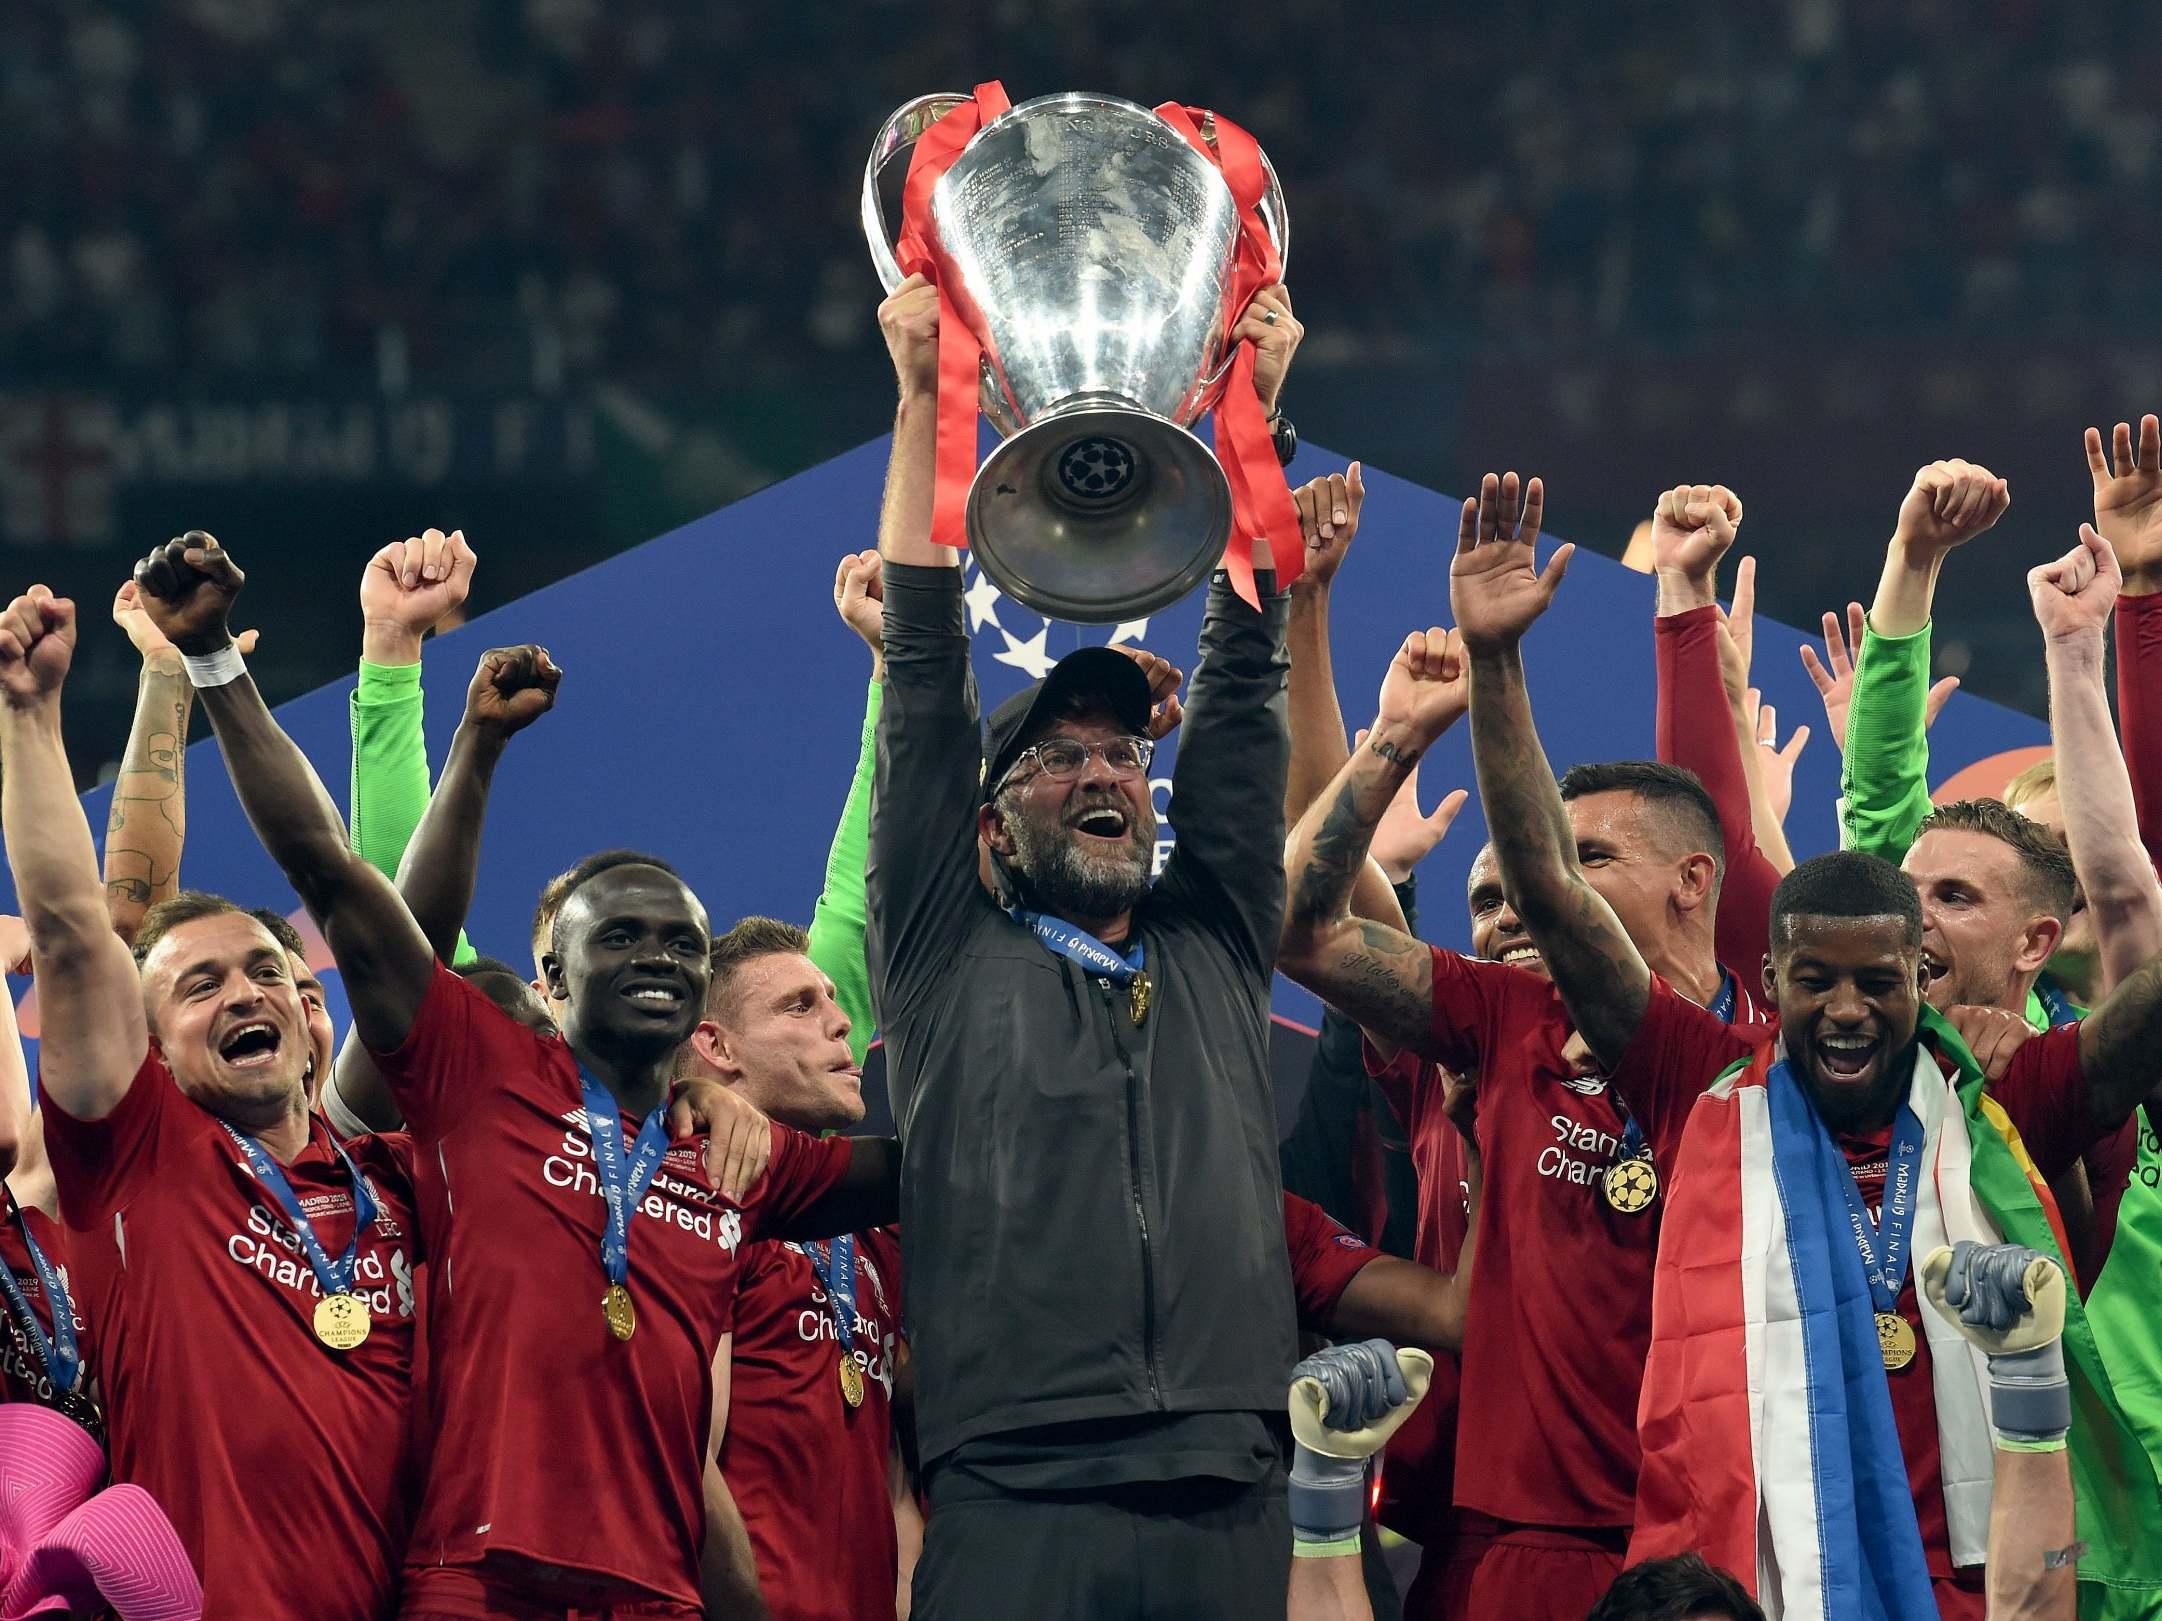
966;561;1177;875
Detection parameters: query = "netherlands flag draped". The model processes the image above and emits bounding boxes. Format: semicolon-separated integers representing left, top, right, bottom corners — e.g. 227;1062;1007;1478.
1631;1040;1939;1619
1631;1008;2162;1621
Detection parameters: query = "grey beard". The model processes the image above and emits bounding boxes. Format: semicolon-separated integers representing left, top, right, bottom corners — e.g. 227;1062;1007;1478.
1008;817;1150;922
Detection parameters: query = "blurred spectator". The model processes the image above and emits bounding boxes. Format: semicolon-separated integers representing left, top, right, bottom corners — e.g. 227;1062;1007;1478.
8;0;2161;394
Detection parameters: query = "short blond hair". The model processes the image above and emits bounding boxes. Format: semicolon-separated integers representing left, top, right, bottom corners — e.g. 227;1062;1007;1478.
2002;756;2057;813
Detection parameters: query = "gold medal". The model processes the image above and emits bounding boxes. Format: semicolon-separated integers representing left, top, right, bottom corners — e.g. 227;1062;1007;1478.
313;1292;372;1352
1877;1311;1916;1371
839;1353;866;1409
1603;1155;1659;1214
1129;970;1151;1027
603;1282;637;1342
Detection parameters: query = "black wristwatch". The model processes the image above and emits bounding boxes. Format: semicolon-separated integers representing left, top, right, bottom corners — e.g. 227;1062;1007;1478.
1268;409;1297;467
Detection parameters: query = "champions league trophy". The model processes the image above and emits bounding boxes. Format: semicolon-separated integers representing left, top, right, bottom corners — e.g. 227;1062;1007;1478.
864;90;1289;622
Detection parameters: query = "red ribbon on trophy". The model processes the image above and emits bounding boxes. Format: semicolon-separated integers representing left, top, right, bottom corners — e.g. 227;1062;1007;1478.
891;81;1011;561
1154;101;1306;605
893;81;1303;607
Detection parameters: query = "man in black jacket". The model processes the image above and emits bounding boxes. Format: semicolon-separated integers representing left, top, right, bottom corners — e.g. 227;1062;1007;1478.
867;272;1304;1619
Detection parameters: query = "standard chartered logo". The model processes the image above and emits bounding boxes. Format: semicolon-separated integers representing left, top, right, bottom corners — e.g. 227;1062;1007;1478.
540;1110;744;1253
1537;1113;1622;1187
224;1202;415;1318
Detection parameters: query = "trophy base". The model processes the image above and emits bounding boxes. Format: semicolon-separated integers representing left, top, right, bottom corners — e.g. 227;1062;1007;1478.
966;406;1231;624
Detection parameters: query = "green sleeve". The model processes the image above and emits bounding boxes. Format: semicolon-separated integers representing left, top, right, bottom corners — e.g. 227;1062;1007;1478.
1839;620;1937;862
350;659;475;966
807;679;881;1066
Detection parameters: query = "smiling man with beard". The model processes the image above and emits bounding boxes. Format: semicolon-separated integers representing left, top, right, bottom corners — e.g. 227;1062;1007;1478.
868;273;1304;1620
0;586;423;1620
1628;851;2162;1617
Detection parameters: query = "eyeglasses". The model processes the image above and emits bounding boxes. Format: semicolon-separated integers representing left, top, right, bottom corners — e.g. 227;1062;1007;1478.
1000;735;1154;790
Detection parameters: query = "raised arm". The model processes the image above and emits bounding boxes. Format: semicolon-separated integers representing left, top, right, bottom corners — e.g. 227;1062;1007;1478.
806;551;886;1066
2031;527;2162;992
131;535;436;1055
0;589;148;1119
397;647;559;961
875;277;953;573
1155;565;1290;967
865;277;985;1024
1278;632;1467;1058
1280;465;1432;936
328;638;566;1130
1717;560;1805;874
2087;416;2162;867
350;528;478;964
1843;460;2009;859
100;582;224;945
1283;465;1365;823
1649;486;1783;970
1451;472;1651;1068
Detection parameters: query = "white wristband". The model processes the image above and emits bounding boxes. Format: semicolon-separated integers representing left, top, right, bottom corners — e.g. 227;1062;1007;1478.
180;643;246;688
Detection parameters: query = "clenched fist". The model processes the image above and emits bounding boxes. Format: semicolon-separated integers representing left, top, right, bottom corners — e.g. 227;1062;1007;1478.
879;274;941;402
362;528;478;663
833;550;885;658
132;532;243;655
465;645;561;741
1375;626;1469;750
2028;524;2121;644
1649;483;1743;587
0;587;77;709
1893;460;2009;559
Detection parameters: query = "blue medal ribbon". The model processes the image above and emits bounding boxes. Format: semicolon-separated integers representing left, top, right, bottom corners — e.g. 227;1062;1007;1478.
1010;907;1145;985
1613;968;1742;1161
219;1121;380;1304
0;1198;80;1392
805;1235;858;1362
579;1068;674;1293
1838;1103;1926;1315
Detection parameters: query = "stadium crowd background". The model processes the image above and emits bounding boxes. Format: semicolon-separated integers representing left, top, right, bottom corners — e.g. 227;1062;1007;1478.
5;0;2162;780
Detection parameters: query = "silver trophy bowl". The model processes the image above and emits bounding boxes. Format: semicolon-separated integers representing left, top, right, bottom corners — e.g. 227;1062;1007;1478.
865;91;1288;622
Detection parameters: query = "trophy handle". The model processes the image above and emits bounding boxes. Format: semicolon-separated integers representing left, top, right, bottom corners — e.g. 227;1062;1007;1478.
863;93;970;293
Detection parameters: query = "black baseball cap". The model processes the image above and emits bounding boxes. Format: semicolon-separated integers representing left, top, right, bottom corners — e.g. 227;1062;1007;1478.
981;647;1154;802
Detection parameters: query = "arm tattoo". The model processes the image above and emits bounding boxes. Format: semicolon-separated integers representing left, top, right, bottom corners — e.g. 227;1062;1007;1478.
1289;774;1378;935
1368;736;1420;767
1285;762;1435;1053
1470;653;1650;1063
102;669;190;927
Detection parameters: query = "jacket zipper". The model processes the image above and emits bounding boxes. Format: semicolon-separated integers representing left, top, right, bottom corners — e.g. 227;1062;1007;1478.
1099;977;1163;1408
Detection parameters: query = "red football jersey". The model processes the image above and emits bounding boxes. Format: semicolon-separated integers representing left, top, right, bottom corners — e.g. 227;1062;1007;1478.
722;1227;905;1621
1281;1192;1381;1329
42;1051;421;1621
373;964;855;1613
1421;951;1767;1528
1629;995;2097;1583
